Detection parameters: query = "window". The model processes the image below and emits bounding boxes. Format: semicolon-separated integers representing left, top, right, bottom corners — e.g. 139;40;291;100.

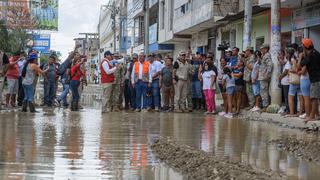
160;1;165;30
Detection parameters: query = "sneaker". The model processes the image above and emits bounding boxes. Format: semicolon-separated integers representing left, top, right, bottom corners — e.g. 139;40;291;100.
135;109;141;112
252;106;261;112
154;107;159;112
142;109;148;113
174;109;183;113
224;113;233;119
205;111;211;114
218;111;226;116
299;113;307;119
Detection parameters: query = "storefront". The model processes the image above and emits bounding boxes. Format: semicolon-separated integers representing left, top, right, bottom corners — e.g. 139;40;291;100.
293;3;320;51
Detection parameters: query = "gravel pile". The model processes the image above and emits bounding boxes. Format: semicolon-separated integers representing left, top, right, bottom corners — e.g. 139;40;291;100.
151;138;286;180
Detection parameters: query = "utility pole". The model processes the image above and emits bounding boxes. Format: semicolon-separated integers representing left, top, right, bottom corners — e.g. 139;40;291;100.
111;1;117;53
144;0;149;54
270;0;282;106
243;0;252;49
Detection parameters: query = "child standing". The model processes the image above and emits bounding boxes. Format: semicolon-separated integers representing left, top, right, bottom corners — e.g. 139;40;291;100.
199;62;216;114
220;67;235;118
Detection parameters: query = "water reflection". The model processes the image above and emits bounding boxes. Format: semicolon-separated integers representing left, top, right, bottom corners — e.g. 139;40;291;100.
0;108;319;179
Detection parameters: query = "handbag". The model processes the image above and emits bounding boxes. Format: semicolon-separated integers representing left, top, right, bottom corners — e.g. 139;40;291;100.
288;72;300;85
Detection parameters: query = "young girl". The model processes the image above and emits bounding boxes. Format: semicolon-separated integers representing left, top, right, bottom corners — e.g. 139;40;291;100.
219;67;235;118
199;62;216;114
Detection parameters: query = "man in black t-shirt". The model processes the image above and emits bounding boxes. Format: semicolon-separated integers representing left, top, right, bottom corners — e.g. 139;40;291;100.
300;38;320;122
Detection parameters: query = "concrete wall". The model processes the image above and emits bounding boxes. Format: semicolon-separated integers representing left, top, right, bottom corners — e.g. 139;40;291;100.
158;0;174;43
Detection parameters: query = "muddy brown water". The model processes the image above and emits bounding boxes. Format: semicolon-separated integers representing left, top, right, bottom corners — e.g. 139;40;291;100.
0;94;319;179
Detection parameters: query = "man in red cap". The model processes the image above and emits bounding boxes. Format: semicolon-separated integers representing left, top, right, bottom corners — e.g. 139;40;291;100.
300;38;320;122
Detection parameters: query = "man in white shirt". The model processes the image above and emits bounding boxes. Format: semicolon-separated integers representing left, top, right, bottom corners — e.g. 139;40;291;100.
148;53;163;111
131;52;152;112
100;51;118;113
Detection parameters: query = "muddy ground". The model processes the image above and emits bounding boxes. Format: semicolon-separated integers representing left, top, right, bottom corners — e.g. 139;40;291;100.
151;138;286;180
270;137;320;164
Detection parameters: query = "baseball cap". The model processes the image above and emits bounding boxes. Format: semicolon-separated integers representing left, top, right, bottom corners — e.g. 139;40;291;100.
28;54;38;61
104;50;114;57
260;43;270;49
179;51;186;55
132;53;138;59
245;46;254;51
302;38;313;49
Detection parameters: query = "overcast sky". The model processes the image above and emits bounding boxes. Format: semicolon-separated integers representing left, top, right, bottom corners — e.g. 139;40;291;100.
51;0;105;60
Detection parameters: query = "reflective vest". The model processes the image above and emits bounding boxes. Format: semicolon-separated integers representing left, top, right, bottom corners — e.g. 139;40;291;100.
100;59;115;83
134;61;150;83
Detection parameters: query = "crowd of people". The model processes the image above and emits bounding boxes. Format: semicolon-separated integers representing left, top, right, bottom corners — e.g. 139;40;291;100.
0;38;319;122
100;38;320;122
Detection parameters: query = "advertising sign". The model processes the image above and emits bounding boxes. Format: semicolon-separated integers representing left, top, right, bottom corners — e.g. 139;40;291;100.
33;34;51;53
31;0;59;30
293;3;320;30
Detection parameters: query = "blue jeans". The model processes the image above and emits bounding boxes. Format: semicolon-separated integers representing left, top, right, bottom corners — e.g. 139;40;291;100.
151;79;160;108
192;81;202;98
300;78;310;97
58;79;70;106
44;81;56;105
70;80;80;104
23;84;35;102
135;80;149;109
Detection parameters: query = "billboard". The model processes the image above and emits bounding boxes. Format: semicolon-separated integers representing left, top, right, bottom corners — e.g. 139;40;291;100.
31;0;59;30
33;34;51;53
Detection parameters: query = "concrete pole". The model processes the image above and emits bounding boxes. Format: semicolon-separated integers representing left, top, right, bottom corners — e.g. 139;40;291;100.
112;2;117;53
144;0;149;54
243;0;252;50
270;0;282;106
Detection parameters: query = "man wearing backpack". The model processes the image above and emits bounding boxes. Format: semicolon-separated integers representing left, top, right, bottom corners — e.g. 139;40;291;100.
56;51;76;108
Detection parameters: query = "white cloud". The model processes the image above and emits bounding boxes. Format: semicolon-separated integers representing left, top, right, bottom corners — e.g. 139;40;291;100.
51;0;104;60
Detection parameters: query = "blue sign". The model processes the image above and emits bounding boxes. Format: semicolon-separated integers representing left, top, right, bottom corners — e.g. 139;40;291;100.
33;34;51;53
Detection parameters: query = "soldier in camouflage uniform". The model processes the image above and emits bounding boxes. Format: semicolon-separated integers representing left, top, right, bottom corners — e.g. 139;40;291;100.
112;53;125;111
258;44;273;110
243;47;256;108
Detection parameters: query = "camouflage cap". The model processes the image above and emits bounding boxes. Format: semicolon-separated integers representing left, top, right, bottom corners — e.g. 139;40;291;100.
245;46;254;51
260;43;270;49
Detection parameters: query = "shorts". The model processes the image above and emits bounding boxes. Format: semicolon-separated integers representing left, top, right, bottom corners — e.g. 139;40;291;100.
235;85;244;93
192;81;202;98
7;78;19;95
252;81;260;96
226;86;235;95
300;78;310;97
218;83;226;93
310;81;320;99
289;84;301;96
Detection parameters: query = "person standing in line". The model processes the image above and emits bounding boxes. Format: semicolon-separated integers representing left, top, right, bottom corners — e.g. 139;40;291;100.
57;52;74;108
21;54;47;112
127;53;138;110
173;51;189;113
160;56;174;112
70;57;85;111
112;52;124;112
149;53;162;112
17;52;26;106
243;47;256;109
251;53;261;112
43;55;58;107
124;57;132;110
100;51;118;113
6;51;22;108
233;58;245;115
220;67;235;119
186;56;194;112
217;58;227;110
191;52;203;110
258;44;273;111
0;51;9;110
300;39;320;122
131;52;152;112
297;47;311;120
198;62;216;114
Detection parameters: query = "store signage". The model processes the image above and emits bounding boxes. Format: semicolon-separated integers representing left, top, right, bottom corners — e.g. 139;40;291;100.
293;3;320;30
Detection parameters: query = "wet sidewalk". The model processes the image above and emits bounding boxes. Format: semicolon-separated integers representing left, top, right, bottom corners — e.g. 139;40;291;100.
0;107;320;179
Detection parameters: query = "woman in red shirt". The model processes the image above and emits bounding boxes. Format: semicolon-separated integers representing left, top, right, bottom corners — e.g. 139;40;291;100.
70;58;84;111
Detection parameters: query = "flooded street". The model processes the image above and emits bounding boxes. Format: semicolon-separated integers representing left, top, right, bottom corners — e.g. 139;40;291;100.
1;95;320;179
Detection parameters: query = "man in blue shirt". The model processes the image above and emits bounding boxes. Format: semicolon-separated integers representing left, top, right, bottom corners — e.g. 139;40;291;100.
227;47;239;68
